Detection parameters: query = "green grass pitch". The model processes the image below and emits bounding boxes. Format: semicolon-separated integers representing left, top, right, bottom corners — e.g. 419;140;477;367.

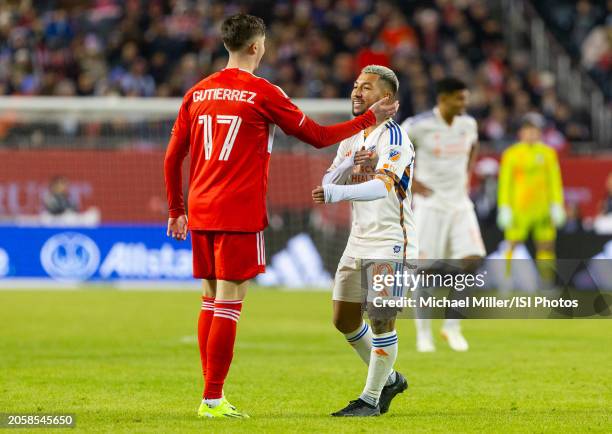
0;288;610;433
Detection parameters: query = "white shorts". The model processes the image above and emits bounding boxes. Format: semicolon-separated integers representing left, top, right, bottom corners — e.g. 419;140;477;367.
332;255;411;303
332;255;366;303
414;201;486;259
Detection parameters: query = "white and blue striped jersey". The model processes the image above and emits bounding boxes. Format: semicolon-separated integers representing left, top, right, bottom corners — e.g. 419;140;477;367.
327;119;418;260
401;107;478;210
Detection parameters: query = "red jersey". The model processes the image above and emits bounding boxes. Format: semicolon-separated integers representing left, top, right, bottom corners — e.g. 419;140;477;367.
164;68;376;232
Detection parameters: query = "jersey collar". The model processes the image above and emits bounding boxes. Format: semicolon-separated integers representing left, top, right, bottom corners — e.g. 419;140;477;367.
433;106;455;128
222;67;257;77
361;119;391;150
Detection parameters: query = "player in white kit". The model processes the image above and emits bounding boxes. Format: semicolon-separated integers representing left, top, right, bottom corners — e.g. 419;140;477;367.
312;65;415;417
401;78;485;353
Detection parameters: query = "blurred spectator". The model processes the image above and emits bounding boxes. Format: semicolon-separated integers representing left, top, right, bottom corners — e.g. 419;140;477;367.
0;0;593;145
561;202;585;233
573;0;601;46
536;0;611;99
600;172;612;215
43;176;77;215
582;18;612;97
593;172;612;234
471;157;500;226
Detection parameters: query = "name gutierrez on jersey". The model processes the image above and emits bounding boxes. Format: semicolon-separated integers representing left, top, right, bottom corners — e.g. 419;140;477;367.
193;88;257;104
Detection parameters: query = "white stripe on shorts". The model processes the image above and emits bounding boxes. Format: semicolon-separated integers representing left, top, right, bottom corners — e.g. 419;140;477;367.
256;231;265;265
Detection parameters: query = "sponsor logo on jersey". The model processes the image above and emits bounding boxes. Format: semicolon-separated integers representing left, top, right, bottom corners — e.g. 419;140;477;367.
389;149;401;162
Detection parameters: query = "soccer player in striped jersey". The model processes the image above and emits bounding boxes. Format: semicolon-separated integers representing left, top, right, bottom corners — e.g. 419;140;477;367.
312;65;415;417
401;78;486;352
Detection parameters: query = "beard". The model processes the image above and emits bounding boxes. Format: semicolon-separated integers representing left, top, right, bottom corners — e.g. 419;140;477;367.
352;102;367;117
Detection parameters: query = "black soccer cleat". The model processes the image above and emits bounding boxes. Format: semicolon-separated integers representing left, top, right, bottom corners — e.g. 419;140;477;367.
331;398;381;417
378;371;409;414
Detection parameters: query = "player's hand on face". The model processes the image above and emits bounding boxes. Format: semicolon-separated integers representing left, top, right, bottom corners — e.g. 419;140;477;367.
369;96;399;123
167;215;188;240
354;146;378;167
312;186;325;204
411;179;433;197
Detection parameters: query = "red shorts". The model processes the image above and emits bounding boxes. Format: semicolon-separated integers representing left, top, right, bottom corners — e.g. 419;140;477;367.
191;230;266;280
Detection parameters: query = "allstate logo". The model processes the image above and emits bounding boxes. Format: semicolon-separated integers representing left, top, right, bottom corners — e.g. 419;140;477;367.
40;232;100;281
0;248;9;277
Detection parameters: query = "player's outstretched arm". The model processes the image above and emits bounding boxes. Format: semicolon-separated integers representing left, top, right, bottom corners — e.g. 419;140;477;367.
264;83;398;149
294;97;398;148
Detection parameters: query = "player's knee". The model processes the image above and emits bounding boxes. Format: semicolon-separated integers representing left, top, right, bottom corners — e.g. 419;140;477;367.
370;318;395;334
333;315;361;334
202;279;217;298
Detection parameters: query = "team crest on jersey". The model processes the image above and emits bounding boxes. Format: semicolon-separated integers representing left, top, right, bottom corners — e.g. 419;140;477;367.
393;245;401;253
389;149;401;162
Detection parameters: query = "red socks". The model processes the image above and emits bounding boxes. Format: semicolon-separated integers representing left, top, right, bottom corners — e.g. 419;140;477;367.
197;296;216;379
204;300;243;400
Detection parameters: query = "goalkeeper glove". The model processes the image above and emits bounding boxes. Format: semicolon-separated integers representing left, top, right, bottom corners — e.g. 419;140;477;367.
550;203;566;227
497;206;513;229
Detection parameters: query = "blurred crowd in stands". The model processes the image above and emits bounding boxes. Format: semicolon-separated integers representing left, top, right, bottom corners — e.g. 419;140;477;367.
534;0;611;100
0;0;608;149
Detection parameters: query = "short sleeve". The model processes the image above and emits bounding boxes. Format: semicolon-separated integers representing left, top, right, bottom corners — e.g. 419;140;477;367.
374;123;414;196
375;125;412;179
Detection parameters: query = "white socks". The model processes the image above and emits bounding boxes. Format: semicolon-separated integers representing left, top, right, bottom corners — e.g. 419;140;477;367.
443;318;461;330
344;323;396;389
360;330;398;406
344;322;372;365
204;398;222;408
416;317;461;334
415;318;432;337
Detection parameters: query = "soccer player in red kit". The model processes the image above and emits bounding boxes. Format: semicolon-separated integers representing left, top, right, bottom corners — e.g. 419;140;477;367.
164;14;398;418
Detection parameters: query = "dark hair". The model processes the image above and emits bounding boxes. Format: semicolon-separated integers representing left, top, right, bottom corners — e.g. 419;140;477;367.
221;14;266;52
50;175;67;187
435;77;467;95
